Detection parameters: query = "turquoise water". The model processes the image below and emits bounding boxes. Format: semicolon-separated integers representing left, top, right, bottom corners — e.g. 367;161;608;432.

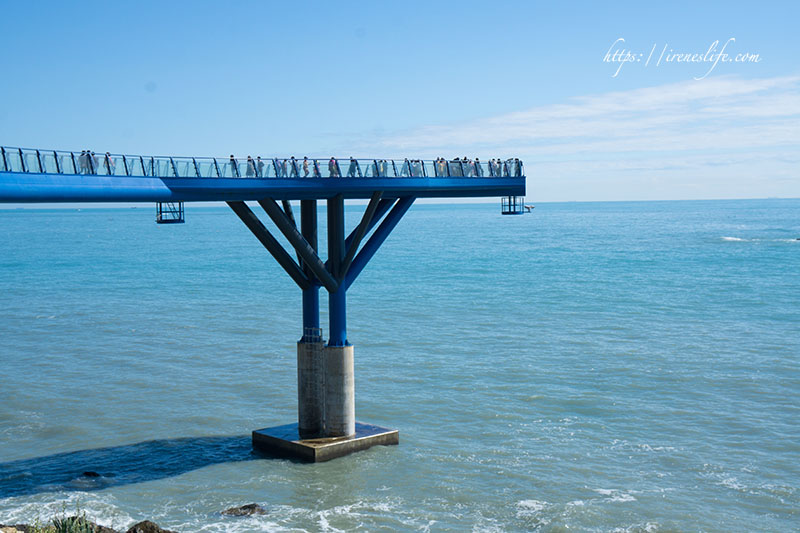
0;200;798;532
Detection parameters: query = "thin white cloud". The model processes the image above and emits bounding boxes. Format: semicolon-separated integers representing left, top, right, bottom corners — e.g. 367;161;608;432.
348;75;800;200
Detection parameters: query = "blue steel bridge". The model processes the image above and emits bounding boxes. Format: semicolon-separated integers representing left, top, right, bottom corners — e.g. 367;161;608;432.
0;146;524;203
0;144;527;461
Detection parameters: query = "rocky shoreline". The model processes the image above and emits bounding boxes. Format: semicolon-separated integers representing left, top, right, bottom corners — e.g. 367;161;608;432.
0;504;267;533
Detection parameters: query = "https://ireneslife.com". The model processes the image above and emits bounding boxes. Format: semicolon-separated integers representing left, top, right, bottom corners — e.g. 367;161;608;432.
603;38;761;79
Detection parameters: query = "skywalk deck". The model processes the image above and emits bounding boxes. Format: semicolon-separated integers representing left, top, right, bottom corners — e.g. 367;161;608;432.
0;147;525;202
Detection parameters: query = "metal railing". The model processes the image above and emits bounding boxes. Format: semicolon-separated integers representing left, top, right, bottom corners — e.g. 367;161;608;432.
0;146;524;180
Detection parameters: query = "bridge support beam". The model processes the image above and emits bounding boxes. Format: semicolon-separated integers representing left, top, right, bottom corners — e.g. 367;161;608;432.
297;199;324;439
237;195;407;461
323;344;355;437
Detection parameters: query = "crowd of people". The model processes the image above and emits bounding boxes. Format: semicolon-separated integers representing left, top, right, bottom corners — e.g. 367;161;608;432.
77;150;118;175
225;156;522;178
60;150;521;178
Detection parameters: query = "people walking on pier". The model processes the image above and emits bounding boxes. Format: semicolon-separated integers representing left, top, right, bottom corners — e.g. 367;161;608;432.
90;152;98;174
104;152;115;175
229;155;239;177
347;157;358;177
475;157;483;177
289;156;298;177
256;156;264;177
491;158;500;177
450;158;463;177
78;151;88;174
303;156;310;177
328;157;339;177
400;158;410;176
246;156;255;177
463;157;475;177
436;157;446;177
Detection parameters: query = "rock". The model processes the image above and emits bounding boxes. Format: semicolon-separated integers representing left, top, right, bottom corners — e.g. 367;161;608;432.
125;521;175;533
82;471;101;477
221;503;267;516
1;518;117;533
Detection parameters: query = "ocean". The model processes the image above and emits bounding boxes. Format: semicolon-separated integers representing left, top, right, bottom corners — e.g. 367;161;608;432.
0;199;798;532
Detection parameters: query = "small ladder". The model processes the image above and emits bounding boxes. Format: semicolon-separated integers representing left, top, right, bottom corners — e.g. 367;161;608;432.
155;202;185;224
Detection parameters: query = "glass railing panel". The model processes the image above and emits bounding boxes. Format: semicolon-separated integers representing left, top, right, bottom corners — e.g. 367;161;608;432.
409;160;422;177
270;159;282;178
323;158;342;178
341;159;360;177
151;158;171;177
378;160;391;177
462;159;477;177
41;152;58;173
297;158;311;177
194;159;216;177
362;160;376;177
56;153;76;174
239;160;254;178
175;160;195;177
218;159;234;177
420;161;434;177
285;159;300;178
253;158;270;178
476;161;489;177
5;150;23;172
86;153;100;174
23;151;40;173
76;153;90;174
220;160;232;178
448;160;463;177
125;156;145;176
503;159;514;177
94;156;110;176
396;160;411;177
109;156;126;176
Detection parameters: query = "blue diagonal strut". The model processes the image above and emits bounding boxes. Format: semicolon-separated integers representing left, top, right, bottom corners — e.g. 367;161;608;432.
227;201;311;291
258;198;339;294
339;191;383;282
345;196;416;290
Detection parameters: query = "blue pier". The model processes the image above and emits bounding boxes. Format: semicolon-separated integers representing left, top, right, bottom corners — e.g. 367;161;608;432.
0;146;526;461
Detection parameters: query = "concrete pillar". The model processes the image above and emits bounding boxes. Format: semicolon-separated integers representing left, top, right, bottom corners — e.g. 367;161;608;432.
323;344;355;437
297;340;325;439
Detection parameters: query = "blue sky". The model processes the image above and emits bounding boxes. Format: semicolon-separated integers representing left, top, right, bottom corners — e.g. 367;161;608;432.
1;0;798;201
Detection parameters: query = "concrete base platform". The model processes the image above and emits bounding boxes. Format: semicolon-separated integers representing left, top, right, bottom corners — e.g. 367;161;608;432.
252;422;398;462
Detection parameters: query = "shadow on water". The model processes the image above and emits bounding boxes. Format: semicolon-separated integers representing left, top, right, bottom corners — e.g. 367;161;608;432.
0;435;286;498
